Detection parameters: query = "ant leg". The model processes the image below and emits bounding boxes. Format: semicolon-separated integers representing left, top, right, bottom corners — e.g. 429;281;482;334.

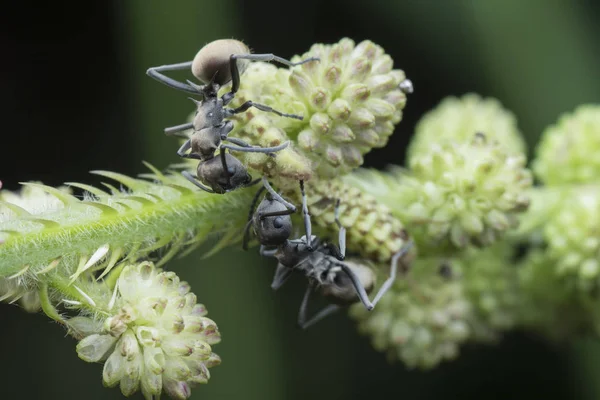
244;178;261;188
334;199;346;258
242;185;266;251
227;53;319;95
221;141;289;155
223;137;251;147
165;122;193;137
271;263;293;290
176;140;201;160
228;101;303;120
370;241;414;307
181;171;215;193
338;263;374;311
262;176;296;212
146;61;200;94
176;140;192;157
297;286;340;330
299;181;313;250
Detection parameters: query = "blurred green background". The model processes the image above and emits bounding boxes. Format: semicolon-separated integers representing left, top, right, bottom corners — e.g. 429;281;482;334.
1;1;599;399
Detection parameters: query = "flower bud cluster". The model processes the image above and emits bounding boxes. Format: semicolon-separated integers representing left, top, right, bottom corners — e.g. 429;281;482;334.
534;104;600;185
289;178;410;263
223;38;410;184
459;244;520;341
350;256;471;369
407;94;526;164
406;133;532;248
541;186;600;294
73;262;220;399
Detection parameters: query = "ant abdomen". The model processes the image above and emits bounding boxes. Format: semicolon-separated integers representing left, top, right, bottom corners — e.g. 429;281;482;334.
192;39;250;86
191;128;220;160
197;155;251;193
320;261;376;305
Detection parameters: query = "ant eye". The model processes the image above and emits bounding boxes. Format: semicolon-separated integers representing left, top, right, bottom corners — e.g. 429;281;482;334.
273;217;283;229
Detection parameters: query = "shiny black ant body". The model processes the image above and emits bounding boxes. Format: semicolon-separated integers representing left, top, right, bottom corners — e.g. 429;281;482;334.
147;39;319;193
244;177;413;329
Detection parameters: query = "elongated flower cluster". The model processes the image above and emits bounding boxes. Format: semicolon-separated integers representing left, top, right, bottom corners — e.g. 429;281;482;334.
73;262;221;399
0;183;74;311
290;178;410;263
0;167;253;280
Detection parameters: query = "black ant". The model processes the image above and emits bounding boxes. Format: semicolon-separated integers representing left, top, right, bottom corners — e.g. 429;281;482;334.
243;177;413;329
147;39;319;193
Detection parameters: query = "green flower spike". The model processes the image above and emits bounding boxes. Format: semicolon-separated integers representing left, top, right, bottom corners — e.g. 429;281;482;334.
221;38;410;185
542;186;600;294
350;256;472;369
407;93;526;164
533;104;600;186
407;133;532;248
0;183;74;312
0;165;253;280
73;261;221;399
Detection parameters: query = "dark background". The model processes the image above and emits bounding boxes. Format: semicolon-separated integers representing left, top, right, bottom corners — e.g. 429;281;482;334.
1;1;599;399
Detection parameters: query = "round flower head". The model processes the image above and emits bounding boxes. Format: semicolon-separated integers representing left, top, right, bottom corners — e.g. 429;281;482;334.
406;133;532;248
350;256;472;369
407;94;526;164
74;262;221;399
542;186;600;295
458;244;520;341
221;38;410;185
533;104;600;185
517;249;593;341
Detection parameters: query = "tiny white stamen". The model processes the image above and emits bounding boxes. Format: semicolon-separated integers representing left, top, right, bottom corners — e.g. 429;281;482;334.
8;265;29;280
74;285;97;307
62;299;82;306
108;282;119;310
37;258;61;275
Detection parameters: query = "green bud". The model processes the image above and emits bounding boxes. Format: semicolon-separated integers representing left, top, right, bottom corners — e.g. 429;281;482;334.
533;104;600;185
407;93;526;164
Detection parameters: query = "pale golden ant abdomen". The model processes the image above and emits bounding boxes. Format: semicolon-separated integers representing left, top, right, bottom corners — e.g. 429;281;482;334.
192;39;250;86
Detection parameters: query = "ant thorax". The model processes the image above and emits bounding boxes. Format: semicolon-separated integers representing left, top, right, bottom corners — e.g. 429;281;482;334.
190;122;233;160
192;96;226;131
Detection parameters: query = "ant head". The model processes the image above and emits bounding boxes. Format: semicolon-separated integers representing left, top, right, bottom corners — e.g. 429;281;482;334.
192;39;250;86
321;260;375;305
255;198;293;246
